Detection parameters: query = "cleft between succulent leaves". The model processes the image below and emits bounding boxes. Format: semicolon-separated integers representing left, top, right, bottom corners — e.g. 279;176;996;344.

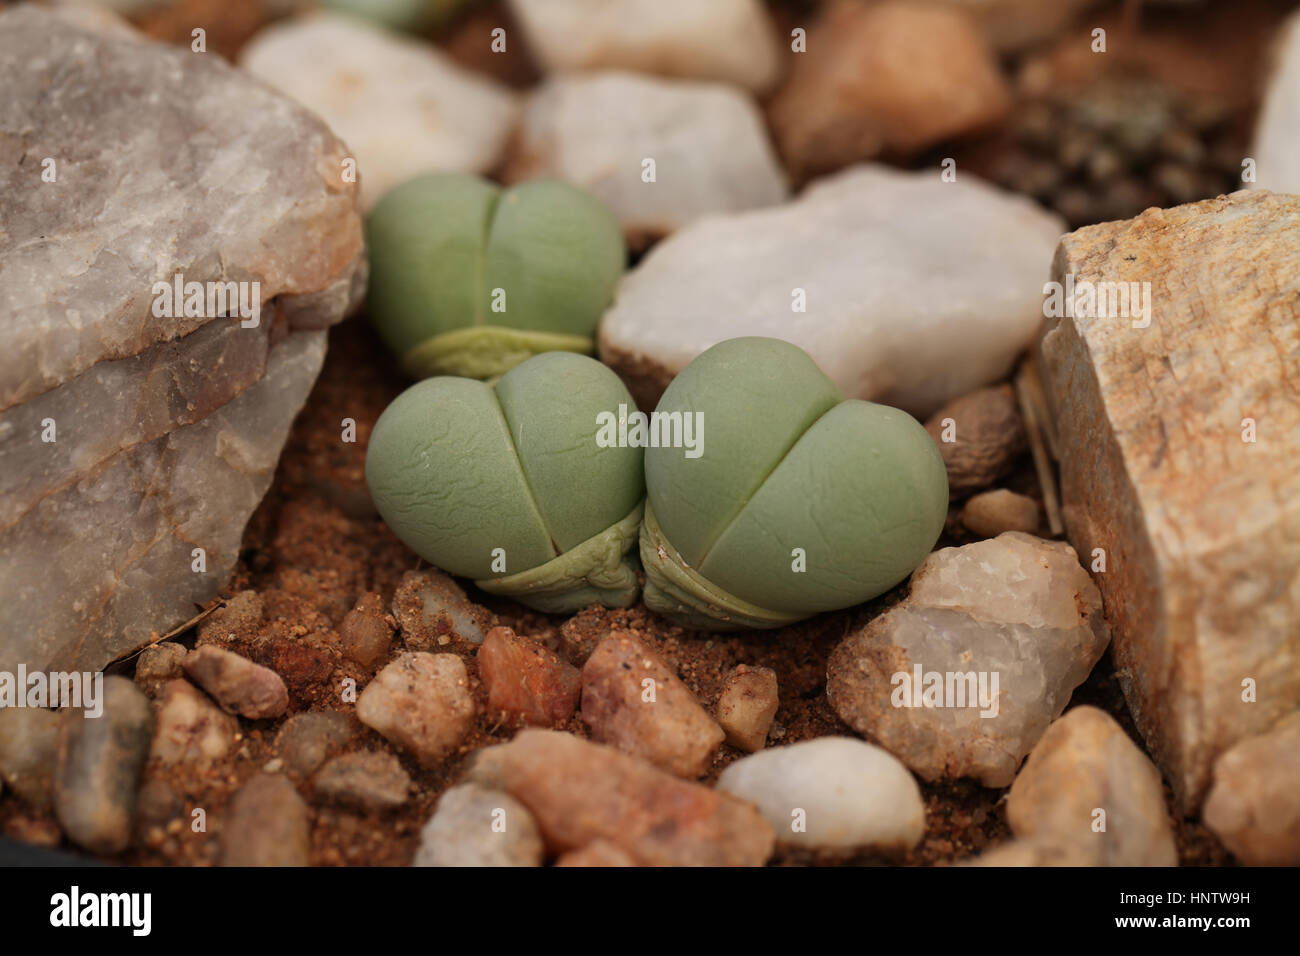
402;326;595;380
639;500;802;631
475;501;644;614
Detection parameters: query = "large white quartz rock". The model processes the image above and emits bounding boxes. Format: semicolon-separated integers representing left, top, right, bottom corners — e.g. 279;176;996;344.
508;0;782;94
599;165;1064;417
0;6;363;673
827;533;1110;788
1251;9;1300;195
506;71;787;245
240;12;519;210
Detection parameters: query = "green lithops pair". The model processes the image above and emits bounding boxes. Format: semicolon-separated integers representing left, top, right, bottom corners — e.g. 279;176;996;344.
366;173;625;380
366;338;948;626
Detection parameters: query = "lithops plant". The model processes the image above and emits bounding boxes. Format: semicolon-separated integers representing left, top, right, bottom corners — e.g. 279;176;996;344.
365;351;644;613
319;0;472;32
366;173;626;380
641;337;948;630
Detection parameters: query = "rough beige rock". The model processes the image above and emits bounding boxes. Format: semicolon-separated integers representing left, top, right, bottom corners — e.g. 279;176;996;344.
828;533;1110;787
478;626;582;727
507;71;786;244
1036;189;1300;809
357;653;476;766
580;632;725;777
508;0;782;93
0;8;362;678
182;645;289;719
150;679;239;767
467;729;774;865
924;385;1028;495
960;489;1040;537
1202;711;1300;866
1007;706;1177;866
239;12;519;210
715;665;779;753
769;1;1010;180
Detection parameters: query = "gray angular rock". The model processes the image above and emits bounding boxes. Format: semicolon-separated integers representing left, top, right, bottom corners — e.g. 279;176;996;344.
0;707;60;807
313;751;411;812
221;773;311;867
1202;711;1300;866
1006;706;1177;866
827;532;1110;788
599;165;1063;417
53;676;153;855
239;12;519;211
507;71;787;244
717;737;925;854
182;645;289;719
414;783;544;867
0;6;363;677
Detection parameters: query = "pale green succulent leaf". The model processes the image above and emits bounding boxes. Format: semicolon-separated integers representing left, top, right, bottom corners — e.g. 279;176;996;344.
364;375;556;579
645;336;841;568
699;399;949;615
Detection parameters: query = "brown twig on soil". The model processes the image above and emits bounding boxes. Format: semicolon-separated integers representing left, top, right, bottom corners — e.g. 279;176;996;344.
1014;356;1064;537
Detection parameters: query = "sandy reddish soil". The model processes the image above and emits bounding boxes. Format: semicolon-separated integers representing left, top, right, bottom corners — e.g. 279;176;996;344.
3;316;1231;866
